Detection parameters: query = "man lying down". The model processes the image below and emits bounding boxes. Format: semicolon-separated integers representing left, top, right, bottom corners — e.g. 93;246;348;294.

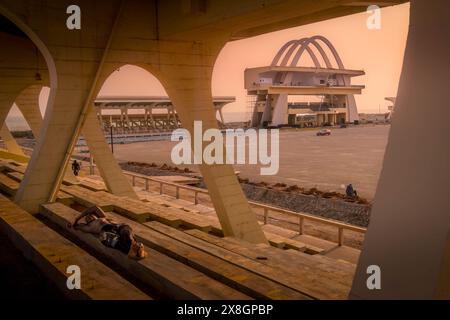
68;206;147;260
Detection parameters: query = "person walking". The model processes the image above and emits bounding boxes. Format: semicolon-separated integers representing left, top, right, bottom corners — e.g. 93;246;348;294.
71;160;81;176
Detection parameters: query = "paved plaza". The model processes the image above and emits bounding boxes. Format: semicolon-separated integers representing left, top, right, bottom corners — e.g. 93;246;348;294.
112;124;390;200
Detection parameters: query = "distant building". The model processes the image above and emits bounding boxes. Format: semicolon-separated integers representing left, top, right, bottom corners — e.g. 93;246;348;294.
94;96;235;134
245;35;365;127
385;97;397;120
358;113;390;123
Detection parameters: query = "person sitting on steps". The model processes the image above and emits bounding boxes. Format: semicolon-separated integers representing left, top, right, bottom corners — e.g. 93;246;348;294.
68;205;147;260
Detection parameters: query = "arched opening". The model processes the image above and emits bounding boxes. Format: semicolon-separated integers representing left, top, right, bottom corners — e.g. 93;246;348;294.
0;6;57;126
209;3;409;261
0;85;45;155
0;9;51;161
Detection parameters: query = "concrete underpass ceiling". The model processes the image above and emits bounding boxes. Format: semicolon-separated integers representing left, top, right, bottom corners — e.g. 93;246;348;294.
0;14;27;38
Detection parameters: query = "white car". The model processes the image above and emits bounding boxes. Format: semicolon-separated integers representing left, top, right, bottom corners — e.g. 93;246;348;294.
316;129;331;136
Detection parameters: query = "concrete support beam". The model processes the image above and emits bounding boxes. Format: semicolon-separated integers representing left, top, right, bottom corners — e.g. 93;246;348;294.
82;106;137;199
271;94;288;126
15;85;43;138
0;124;25;156
13;1;124;213
351;0;450;299
260;95;272;127
159;41;267;244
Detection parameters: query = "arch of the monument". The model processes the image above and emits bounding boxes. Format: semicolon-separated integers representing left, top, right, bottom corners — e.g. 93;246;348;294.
267;35;359;123
272;35;344;70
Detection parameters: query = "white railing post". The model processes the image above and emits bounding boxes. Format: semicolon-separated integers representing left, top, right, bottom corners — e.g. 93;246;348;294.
89;156;94;175
299;216;304;235
338;227;344;246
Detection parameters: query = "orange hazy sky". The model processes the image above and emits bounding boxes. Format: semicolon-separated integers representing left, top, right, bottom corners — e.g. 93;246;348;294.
10;2;409;126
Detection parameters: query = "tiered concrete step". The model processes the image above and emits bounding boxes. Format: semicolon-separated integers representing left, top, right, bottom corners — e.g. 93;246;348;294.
0;173;19;196
5;171;25;182
41;202;249;300
260;223;359;263
0;171;74;205
185;229;355;280
140;191;358;263
260;224;327;254
64;185;220;232
1;158;359;265
0;159;27;172
136;189;345;257
146;222;353;300
41;202;307;300
61;185;114;211
319;246;361;265
0;196;149;300
77;176;107;191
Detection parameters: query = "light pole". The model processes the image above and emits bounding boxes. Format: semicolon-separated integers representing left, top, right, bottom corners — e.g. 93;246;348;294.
110;124;114;154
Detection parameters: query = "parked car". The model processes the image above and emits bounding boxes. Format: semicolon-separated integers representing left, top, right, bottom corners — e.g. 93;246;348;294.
316;129;331;136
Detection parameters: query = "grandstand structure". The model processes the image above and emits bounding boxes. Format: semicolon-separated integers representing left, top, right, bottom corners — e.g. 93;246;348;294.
1;0;449;300
94;96;234;134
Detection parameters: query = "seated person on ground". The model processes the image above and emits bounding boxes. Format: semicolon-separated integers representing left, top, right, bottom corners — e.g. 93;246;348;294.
68;206;147;260
346;184;358;198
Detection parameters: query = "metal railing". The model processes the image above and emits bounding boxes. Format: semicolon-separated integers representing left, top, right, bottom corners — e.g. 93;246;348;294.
18;153;367;246
119;168;367;246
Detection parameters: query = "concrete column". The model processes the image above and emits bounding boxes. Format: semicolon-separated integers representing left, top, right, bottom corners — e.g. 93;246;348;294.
96;108;104;131
260;95;273;127
158;41;267;244
14;1;124;213
271;94;288;126
120;108;125;126
171;106;179;128
0;95;18;129
0;90;30;157
15;64;98;212
351;0;450;299
0;33;80;185
218;107;225;126
82;106;137;198
0;124;25;156
15;85;43;138
149;107;155;129
250;100;260;127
